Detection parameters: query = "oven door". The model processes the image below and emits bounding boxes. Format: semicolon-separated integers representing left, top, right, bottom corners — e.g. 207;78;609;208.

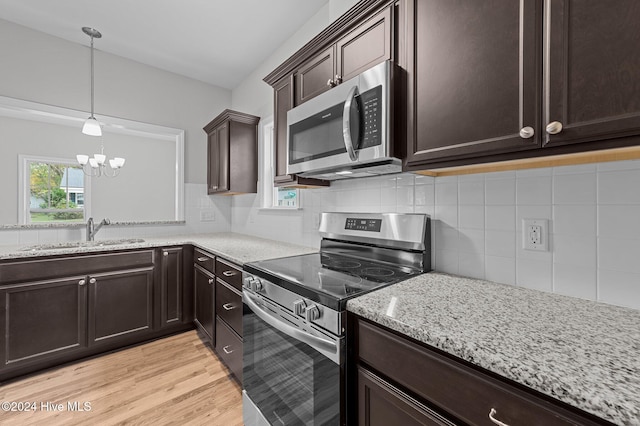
243;290;344;426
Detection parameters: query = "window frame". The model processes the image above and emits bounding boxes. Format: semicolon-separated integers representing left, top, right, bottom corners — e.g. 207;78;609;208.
18;155;92;224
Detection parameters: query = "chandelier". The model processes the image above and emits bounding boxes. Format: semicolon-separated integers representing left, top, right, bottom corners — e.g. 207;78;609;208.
77;27;125;177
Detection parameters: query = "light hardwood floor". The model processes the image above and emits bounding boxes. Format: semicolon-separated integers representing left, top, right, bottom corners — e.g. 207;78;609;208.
0;330;243;425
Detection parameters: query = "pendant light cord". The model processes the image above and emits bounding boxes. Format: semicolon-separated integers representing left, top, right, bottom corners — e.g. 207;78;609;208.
90;34;95;119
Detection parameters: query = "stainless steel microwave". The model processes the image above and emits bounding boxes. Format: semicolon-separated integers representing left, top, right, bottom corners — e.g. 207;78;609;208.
286;61;400;180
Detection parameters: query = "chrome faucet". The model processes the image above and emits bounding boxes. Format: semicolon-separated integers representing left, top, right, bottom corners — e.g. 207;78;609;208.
86;217;111;241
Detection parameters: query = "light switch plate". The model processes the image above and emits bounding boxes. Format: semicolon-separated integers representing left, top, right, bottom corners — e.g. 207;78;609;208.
522;219;548;251
200;210;215;222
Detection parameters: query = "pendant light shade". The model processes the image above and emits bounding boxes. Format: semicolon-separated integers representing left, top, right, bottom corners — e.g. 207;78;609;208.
82;27;102;136
82;116;102;136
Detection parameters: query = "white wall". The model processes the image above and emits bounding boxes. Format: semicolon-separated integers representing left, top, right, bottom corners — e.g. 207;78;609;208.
0;18;231;184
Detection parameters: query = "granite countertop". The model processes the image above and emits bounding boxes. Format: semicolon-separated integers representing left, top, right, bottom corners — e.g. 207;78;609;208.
347;273;640;425
0;233;316;265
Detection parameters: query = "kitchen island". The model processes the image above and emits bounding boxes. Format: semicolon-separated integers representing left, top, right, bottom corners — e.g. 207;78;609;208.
347;273;640;425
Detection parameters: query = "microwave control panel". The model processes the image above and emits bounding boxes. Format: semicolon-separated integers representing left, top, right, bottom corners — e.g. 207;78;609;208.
360;85;383;148
345;218;382;232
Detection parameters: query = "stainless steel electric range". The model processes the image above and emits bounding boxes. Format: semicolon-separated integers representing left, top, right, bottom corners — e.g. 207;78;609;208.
242;212;431;426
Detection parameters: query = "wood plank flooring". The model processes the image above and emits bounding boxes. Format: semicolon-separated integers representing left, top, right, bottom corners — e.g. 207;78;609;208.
0;331;243;425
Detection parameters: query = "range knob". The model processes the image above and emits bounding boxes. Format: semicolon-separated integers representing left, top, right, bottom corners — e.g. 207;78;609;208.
305;304;321;322
243;276;254;289
293;299;306;316
251;278;264;292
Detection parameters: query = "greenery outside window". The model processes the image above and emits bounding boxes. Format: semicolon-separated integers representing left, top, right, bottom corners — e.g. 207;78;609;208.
19;155;90;224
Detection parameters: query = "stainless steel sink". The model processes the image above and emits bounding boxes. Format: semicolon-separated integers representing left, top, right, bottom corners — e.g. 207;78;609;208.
21;238;145;251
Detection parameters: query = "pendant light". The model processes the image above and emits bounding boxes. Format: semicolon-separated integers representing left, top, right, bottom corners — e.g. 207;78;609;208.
82;27;102;136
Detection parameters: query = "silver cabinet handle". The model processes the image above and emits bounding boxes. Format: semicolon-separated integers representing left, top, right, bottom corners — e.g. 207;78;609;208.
489;408;510;426
342;85;360;162
546;121;563;134
78;279;86;286
222;303;235;311
208;278;214;284
222;345;233;354
327;78;335;87
334;74;342;85
89;278;97;284
222;270;236;277
197;257;209;262
519;126;535;139
163;251;169;257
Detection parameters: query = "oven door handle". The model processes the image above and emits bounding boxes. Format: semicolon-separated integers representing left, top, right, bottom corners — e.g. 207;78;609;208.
244;291;340;365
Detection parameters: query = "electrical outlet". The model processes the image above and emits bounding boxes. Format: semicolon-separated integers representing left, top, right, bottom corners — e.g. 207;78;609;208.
522;219;548;251
200;210;215;222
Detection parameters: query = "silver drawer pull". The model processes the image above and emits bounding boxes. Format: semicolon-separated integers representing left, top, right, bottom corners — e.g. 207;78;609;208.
222;270;236;277
222;345;233;354
222;303;235;311
197;256;209;262
163;251;169;257
78;279;86;286
89;278;97;284
489;408;510;426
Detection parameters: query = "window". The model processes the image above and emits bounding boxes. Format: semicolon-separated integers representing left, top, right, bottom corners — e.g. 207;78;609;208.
260;117;300;209
19;156;90;224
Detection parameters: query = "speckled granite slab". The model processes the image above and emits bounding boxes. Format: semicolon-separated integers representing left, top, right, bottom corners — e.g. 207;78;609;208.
347;273;640;425
0;232;316;265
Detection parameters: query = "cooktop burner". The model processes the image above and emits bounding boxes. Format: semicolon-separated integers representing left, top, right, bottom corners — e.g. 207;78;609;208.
244;252;421;310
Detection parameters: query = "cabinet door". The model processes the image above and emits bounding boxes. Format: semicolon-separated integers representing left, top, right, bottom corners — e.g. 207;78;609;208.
358;367;454;426
295;46;335;105
544;0;640;147
194;265;214;343
215;319;242;384
88;267;154;345
160;247;183;328
273;75;297;185
405;0;541;168
207;122;230;194
336;5;392;83
0;277;87;368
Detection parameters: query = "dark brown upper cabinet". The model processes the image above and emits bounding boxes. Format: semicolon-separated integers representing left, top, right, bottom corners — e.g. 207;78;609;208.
265;0;395;187
404;0;640;171
204;109;260;195
544;0;640;148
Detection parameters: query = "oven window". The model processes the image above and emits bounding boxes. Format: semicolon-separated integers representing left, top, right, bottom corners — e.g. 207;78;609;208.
243;307;340;425
288;102;346;164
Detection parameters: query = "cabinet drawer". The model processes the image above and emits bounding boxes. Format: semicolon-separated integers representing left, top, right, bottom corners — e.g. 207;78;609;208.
356;318;602;426
194;249;215;274
215;319;242;384
0;250;154;284
215;280;242;337
215;258;242;291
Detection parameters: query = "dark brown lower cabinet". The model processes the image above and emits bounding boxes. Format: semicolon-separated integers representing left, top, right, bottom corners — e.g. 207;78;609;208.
88;268;154;345
0;277;87;369
350;314;609;426
215;319;242;383
193;265;215;343
159;247;184;328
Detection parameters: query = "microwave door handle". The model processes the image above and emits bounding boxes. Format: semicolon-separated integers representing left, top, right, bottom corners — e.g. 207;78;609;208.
342;85;360;161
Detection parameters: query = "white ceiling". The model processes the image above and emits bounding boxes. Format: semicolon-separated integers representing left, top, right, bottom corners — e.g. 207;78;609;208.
0;0;329;89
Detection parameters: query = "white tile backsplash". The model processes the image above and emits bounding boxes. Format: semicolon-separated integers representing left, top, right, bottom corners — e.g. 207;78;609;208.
517;176;552;205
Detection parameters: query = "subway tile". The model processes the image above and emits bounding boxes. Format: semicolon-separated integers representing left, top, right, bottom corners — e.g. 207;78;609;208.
553;173;597;205
516;258;553;292
517;176;552;205
553;264;597;301
597;159;640;172
598;205;640;239
459;180;485;205
458;252;485;279
484;170;516;180
485;205;515;231
435;249;459;275
38;229;58;243
598;237;640;274
435;182;458;206
380;187;397;206
434;175;458;183
434;223;459;251
553;164;597;175
598;269;640;310
553;205;596;237
485;230;516;258
485;178;516;205
0;230;19;245
553;234;596;267
485;256;516;285
414;184;435;206
396;186;414;206
458;173;484;182
516;205;552;231
396;174;416;187
414;204;435;217
435;204;458;227
459;205;484;230
516;167;552;178
598;169;640;204
458;228;484;255
414;174;435;185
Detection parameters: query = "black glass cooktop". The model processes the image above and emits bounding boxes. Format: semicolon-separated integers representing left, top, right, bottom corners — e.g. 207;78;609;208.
244;252;421;310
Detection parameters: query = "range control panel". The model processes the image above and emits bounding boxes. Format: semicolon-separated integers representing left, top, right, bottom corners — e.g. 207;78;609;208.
345;218;382;232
